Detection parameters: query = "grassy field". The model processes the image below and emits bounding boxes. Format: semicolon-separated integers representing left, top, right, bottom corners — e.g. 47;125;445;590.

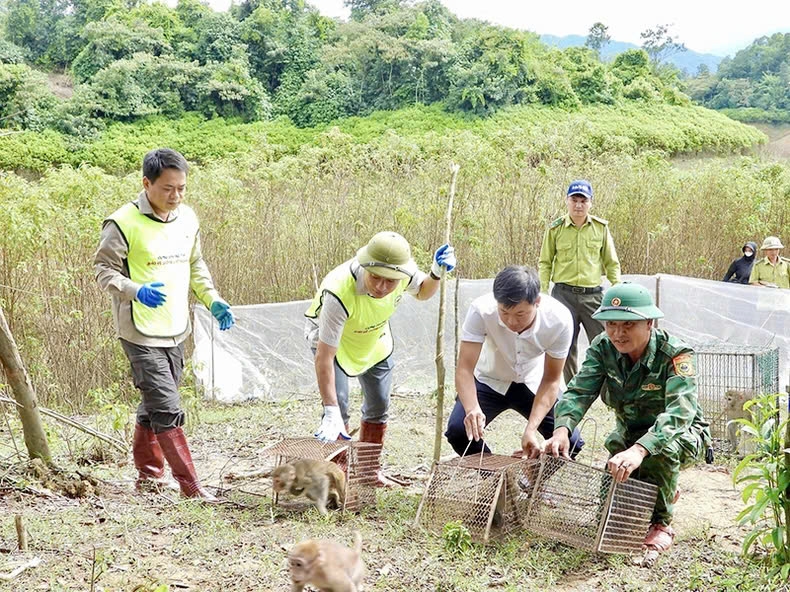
0;392;777;592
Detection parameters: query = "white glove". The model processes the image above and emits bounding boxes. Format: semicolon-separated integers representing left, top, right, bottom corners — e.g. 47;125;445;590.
314;405;350;443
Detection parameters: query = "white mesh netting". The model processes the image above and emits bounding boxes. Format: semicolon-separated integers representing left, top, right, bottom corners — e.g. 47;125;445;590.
192;274;790;404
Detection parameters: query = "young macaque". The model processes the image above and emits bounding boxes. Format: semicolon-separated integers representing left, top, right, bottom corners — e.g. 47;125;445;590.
288;531;365;592
272;459;346;515
724;389;755;455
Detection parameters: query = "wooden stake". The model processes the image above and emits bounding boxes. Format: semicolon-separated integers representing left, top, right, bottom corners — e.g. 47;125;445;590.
433;163;460;463
15;514;27;550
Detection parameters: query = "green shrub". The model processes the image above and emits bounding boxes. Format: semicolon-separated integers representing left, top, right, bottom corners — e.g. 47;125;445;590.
0;62;58;130
71;18;171;83
0;38;28;64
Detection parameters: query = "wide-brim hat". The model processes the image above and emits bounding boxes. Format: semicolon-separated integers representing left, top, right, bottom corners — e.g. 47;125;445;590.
356;231;417;280
592;283;664;321
760;236;784;250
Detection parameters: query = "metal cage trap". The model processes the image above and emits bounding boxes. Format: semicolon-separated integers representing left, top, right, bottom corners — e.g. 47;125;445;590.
264;437;381;513
414;452;534;543
522;455;658;554
696;344;780;451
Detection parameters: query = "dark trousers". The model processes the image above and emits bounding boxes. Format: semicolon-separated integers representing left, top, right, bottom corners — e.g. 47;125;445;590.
120;339;185;433
445;379;585;457
551;285;604;386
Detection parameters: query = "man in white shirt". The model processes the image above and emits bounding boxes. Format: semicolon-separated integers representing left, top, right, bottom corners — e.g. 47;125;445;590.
445;265;584;458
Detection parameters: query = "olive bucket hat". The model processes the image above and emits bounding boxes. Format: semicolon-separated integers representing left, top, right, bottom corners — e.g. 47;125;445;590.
760;236;784;250
592;283;664;321
356;231;417;280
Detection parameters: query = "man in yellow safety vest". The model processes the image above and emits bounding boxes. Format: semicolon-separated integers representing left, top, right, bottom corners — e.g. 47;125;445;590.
95;148;234;502
305;231;456;486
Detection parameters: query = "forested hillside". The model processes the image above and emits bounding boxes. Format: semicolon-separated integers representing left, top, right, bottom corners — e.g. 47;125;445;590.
0;0;707;136
686;32;790;123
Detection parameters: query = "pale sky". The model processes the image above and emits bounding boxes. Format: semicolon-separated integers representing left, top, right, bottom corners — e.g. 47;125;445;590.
210;0;790;57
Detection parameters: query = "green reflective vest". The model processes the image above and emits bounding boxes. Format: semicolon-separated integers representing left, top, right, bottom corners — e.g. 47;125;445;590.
108;201;198;338
305;261;408;376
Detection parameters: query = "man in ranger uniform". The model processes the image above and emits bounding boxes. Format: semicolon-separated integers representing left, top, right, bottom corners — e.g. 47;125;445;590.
95;148;235;502
543;283;712;554
749;236;790;289
305;232;456;485
538;180;621;385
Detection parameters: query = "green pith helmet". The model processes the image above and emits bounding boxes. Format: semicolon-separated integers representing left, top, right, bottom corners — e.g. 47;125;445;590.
592;283;664;321
356;231;417;280
760;236;784;250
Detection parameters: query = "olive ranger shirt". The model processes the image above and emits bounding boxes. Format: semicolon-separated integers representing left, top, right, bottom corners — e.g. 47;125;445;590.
554;329;709;457
538;214;621;293
749;257;790;289
94;191;221;347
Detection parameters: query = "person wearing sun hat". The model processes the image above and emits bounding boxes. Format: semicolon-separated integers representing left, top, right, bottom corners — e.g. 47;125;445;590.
304;231;456;485
749;236;790;289
543;282;712;555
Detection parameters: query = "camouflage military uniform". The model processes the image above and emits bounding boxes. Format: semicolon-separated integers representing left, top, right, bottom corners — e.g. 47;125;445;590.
554;329;712;525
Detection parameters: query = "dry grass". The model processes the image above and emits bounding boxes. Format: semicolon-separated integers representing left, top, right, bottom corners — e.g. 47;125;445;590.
0;392;776;592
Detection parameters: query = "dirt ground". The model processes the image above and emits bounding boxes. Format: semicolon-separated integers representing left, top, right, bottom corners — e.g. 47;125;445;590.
0;395;777;591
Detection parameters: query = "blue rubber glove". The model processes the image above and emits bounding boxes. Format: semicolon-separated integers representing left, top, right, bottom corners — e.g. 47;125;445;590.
210;301;235;331
431;243;457;277
136;282;167;308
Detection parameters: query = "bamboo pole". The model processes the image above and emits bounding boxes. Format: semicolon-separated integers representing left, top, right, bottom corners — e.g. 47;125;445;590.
433;163;460;463
0;306;51;463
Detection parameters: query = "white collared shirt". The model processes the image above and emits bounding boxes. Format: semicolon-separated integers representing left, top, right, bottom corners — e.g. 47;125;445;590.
462;293;573;394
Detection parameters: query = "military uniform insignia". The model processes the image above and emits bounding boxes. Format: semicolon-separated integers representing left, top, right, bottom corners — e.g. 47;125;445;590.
611;297;621;306
550;217;564;228
641;383;662;391
672;353;695;377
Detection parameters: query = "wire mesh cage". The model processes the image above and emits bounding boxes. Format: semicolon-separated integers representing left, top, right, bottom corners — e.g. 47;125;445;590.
522;455;658;554
696;344;780;451
414;453;534;543
265;437;381;513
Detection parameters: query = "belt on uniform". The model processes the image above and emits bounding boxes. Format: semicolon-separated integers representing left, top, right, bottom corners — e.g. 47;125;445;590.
554;283;603;294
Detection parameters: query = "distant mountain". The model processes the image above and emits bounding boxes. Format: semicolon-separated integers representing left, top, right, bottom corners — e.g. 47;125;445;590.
540;34;723;75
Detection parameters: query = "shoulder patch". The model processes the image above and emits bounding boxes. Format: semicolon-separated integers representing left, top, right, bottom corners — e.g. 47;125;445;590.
589;214;609;225
672;353;695;377
550;217;564;229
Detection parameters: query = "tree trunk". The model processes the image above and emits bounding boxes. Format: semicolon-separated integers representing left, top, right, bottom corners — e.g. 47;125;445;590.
0;306;51;463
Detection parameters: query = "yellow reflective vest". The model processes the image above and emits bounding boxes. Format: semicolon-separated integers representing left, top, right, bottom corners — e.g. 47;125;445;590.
306;261;408;375
108;201;198;338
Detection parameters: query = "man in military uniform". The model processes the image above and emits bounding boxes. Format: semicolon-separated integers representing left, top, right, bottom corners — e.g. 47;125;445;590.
543;283;712;554
538;180;621;386
749;236;790;289
305;232;456;486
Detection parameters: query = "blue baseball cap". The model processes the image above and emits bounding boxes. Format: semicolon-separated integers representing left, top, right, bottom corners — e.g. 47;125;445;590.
567;180;593;199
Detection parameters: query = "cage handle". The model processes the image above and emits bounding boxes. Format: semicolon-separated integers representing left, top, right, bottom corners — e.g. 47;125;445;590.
571;417;598;466
446;438;488;503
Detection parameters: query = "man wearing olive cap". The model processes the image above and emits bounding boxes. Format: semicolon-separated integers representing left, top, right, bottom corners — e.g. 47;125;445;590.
543;283;712;554
749;236;790;289
305;232;456;485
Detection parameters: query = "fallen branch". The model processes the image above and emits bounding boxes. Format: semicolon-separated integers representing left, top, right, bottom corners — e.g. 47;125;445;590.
38;407;127;453
0;397;127;453
0;556;41;581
